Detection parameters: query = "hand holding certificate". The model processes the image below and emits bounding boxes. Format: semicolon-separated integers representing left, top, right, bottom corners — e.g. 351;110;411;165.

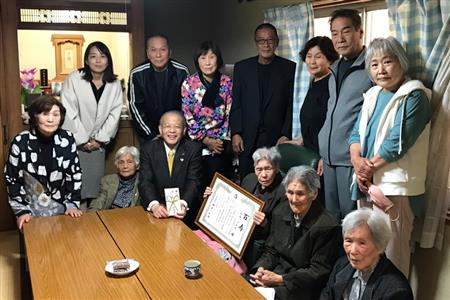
196;173;264;258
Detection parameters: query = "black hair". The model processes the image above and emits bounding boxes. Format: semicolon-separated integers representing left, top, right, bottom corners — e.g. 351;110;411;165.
193;41;224;74
329;9;362;30
300;36;339;63
254;23;279;42
81;41;117;83
28;95;66;130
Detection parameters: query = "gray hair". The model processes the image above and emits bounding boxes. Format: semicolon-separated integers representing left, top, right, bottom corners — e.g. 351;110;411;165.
365;36;409;81
252;146;281;170
282;165;320;195
114;146;140;169
342;208;392;252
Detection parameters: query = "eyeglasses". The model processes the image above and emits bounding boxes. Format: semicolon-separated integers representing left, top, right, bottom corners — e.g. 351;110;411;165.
255;38;277;46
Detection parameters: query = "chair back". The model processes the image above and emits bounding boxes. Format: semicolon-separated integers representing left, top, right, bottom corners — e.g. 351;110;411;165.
276;144;320;174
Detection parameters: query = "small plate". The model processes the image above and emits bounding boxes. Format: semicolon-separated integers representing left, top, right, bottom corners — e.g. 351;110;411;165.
105;259;139;276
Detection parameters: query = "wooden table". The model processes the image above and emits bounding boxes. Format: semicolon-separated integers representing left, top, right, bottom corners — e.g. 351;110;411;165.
98;207;262;299
23;212;150;299
24;207;262;299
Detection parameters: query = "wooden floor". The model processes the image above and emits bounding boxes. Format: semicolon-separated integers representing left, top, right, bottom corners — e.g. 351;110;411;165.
0;230;21;300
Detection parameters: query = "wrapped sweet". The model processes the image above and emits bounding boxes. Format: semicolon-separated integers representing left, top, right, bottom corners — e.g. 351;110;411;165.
112;259;130;272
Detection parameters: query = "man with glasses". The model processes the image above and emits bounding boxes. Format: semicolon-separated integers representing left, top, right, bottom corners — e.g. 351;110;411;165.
230;23;296;180
139;111;202;228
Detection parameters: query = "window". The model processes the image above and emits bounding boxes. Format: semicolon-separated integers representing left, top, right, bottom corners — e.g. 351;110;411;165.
313;9;389;43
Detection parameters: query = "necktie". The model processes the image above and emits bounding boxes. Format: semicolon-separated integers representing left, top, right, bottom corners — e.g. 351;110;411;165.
168;149;174;176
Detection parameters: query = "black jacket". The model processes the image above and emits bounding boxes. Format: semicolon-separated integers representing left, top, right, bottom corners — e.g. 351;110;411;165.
253;200;342;300
128;60;188;140
139;138;202;227
320;255;413;300
230;55;295;155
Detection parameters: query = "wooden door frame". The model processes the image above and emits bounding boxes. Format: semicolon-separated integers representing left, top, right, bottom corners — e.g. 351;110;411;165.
0;0;21;230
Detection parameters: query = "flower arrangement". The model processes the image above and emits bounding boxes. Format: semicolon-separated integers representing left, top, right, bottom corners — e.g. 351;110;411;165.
20;68;42;105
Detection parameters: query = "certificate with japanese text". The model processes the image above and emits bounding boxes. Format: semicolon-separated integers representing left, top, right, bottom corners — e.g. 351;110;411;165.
195;173;264;258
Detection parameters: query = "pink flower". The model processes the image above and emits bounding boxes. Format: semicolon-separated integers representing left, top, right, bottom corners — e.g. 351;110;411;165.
20;68;38;91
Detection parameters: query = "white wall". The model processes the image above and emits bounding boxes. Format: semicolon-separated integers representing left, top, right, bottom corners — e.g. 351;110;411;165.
17;30;130;84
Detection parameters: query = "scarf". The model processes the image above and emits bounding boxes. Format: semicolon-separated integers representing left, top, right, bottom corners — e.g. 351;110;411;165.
199;71;222;108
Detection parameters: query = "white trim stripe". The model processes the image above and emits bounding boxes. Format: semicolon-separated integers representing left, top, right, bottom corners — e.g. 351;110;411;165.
129;63;152;135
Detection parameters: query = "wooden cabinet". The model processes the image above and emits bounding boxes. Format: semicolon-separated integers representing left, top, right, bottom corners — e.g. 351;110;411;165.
104;120;139;175
51;34;85;81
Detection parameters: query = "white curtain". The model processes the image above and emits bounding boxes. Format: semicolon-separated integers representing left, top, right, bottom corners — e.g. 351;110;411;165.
421;48;450;249
387;0;450;249
264;2;314;138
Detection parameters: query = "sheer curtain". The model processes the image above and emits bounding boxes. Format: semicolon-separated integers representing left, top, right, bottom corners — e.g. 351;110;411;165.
387;0;450;249
264;2;314;138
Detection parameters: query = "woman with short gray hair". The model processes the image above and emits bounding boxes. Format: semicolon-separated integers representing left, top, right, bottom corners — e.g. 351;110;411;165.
252;146;281;170
114;146;140;169
282;165;320;196
342;207;392;251
89;146;140;211
241;146;284;267
349;36;431;276
320;208;413;300
249;165;341;300
203;146;284;267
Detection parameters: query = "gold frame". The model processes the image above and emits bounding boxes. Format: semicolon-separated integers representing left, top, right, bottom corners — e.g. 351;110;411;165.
195;173;265;259
51;34;85;81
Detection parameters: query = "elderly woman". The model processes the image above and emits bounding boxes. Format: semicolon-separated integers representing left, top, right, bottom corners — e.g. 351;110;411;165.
241;146;285;267
249;166;341;300
4;96;82;230
203;146;284;267
349;37;431;276
88;146;140;211
61;41;123;206
320;208;413;299
284;36;338;175
182;41;233;189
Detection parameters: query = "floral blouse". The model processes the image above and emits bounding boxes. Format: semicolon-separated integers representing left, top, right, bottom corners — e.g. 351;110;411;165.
181;73;232;141
4;128;82;217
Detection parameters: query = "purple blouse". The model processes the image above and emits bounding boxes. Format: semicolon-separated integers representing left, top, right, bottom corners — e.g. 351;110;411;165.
181;73;232;141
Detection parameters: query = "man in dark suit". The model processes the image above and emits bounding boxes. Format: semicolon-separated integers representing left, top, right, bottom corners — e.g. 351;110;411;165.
139;111;202;228
230;23;296;180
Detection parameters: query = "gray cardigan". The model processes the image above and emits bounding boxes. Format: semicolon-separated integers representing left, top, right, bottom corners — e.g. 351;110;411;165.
318;48;372;166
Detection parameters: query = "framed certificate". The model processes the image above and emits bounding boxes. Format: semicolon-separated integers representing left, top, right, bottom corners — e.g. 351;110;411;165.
195;173;264;259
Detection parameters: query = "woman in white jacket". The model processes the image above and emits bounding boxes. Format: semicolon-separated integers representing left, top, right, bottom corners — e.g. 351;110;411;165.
61;41;122;205
349;37;431;277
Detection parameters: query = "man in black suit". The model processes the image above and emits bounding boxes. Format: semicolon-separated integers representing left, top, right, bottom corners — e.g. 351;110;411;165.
230;23;296;180
139;111;202;227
